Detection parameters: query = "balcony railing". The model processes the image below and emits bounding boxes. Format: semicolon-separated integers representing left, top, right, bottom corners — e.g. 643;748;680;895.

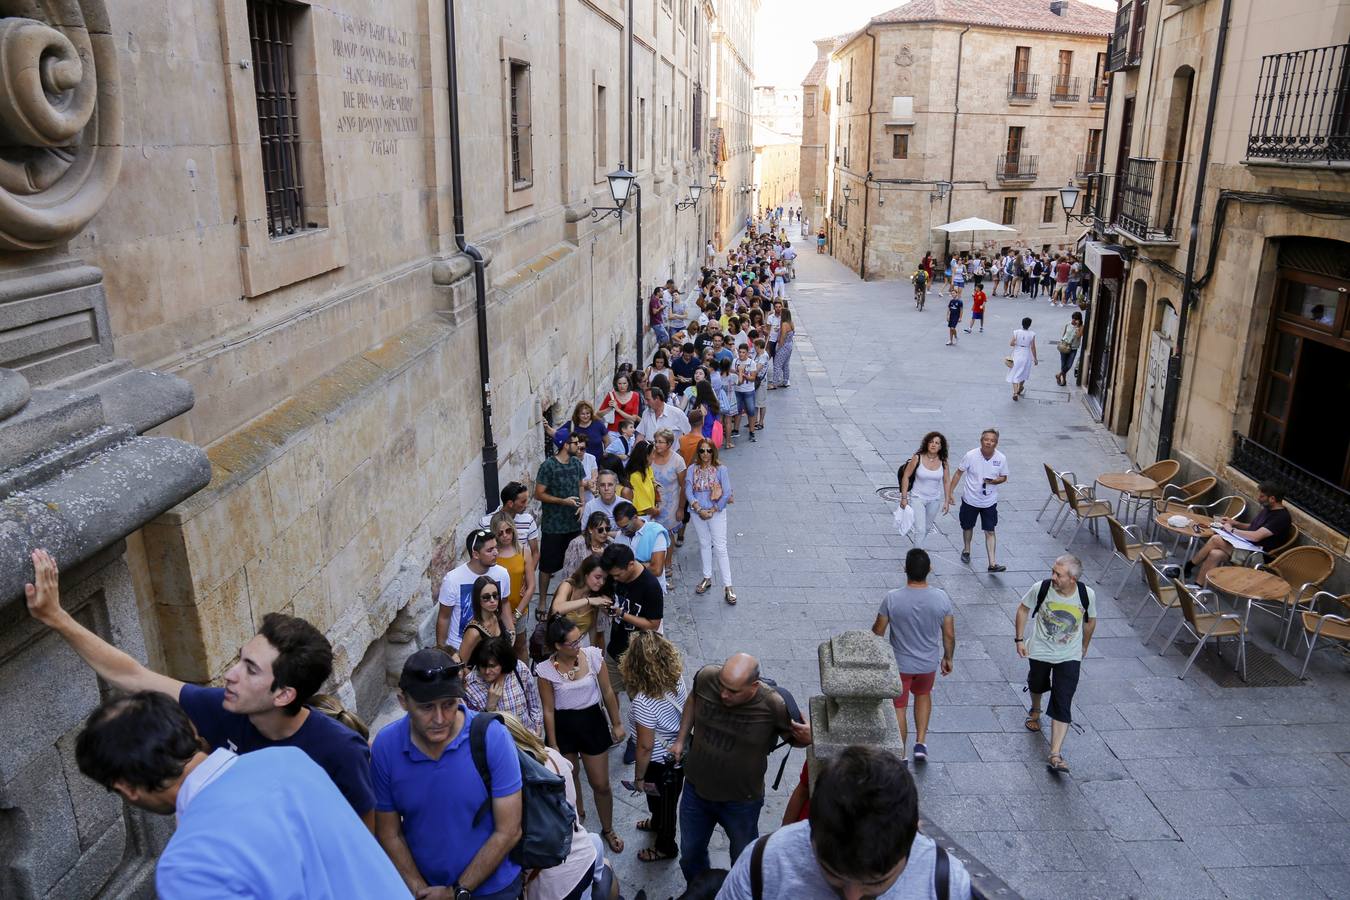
1247;43;1350;164
1090;80;1108;103
1231;432;1350;534
1115;157;1184;242
1008;72;1038;101
996;152;1038;180
1083;172;1115;227
1051;75;1081;101
1107;3;1132;71
1074;155;1093;181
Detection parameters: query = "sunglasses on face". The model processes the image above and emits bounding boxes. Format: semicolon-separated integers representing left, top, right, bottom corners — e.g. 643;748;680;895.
480;592;499;600
593;524;610;533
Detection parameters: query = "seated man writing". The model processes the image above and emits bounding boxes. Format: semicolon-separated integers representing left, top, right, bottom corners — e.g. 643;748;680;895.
1185;481;1292;585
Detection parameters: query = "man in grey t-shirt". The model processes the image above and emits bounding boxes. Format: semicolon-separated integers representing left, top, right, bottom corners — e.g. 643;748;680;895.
872;549;955;764
717;746;971;900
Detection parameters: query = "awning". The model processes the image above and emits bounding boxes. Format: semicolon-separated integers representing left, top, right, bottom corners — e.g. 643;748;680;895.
1084;241;1124;279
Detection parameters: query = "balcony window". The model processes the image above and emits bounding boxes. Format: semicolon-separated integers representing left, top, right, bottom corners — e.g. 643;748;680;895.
1247;43;1350;164
1114;157;1182;242
1001;196;1018;225
1052;75;1081;102
1009;73;1038;101
997;153;1038;180
1128;0;1149;67
1091;52;1109;102
1108;2;1132;71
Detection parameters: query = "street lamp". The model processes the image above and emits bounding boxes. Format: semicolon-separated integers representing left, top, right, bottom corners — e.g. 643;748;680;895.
1058;179;1088;232
708;172;722;191
591;163;637;222
928;180;951;203
675;183;703;211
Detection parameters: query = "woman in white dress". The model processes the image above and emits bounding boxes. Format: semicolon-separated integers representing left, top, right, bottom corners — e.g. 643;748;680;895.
1006;316;1038;401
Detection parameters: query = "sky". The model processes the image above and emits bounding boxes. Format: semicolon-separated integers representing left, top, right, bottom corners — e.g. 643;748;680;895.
752;0;1117;88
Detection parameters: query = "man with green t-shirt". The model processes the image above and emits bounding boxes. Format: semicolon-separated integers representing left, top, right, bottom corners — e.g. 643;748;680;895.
1014;554;1095;775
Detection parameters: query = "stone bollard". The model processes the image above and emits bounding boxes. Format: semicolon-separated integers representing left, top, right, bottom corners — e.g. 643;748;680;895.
807;629;902;785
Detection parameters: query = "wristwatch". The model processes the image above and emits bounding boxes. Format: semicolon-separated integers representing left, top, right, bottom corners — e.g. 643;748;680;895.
452;885;472;900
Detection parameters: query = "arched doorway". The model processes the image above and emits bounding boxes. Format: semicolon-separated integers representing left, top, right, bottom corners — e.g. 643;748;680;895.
1135;298;1178;465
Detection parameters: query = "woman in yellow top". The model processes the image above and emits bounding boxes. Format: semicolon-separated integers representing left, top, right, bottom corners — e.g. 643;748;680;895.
491;510;536;660
623;441;659;517
549;556;612;647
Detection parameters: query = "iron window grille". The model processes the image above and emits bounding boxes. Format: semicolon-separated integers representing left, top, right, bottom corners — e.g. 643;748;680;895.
1051;75;1081;102
509;61;533;188
248;0;308;239
996;153;1038;180
1008;73;1039;101
1247;43;1350;164
1231;432;1350;534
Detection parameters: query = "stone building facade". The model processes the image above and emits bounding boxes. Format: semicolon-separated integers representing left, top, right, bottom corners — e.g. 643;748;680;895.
753;84;803;138
1077;0;1350;558
753;125;801;213
799;38;840;231
710;0;758;247
0;0;732;894
812;0;1113;279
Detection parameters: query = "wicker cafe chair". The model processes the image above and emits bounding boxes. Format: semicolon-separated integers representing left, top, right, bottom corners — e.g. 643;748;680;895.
1298;592;1350;679
1119;459;1180;523
1165;494;1247;556
1101;517;1166;597
1061;475;1112;549
1134;557;1183;645
1152;476;1217;539
1161;578;1247;681
1252;545;1334;647
1039;463;1075;533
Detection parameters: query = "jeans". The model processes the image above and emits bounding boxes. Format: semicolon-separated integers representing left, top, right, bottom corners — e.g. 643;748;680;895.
470;873;523;900
910;497;942;549
690;509;733;585
678;783;764;883
1059;348;1078;376
735;390;757;417
653;323;671;346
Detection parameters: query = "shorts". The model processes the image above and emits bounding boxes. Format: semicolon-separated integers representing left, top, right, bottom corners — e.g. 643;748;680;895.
958;500;998;532
972;311;984;320
947;317;960;329
605;654;628;698
1230;547;1258;566
736;390;757;417
893;671;937;708
1027;658;1081;724
554;704;613;756
540;530;580;574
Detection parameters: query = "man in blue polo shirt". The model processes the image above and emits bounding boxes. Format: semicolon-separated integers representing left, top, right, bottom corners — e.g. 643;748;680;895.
373;648;524;900
25;550;376;825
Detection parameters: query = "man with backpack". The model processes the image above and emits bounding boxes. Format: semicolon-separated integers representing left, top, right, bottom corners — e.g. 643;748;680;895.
1014;555;1096;775
717;746;972;899
372;648;524;900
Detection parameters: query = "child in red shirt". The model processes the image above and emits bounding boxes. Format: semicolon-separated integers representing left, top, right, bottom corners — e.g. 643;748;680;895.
966;286;987;333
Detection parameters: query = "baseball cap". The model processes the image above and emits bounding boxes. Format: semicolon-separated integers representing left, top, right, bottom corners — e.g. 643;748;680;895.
399;648;464;703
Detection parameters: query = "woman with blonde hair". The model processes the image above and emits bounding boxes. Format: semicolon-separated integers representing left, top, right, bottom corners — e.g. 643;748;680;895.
619;631;689;862
490;510;535;660
495;712;601;900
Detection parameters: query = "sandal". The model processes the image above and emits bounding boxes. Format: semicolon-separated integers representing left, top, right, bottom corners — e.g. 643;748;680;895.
635;819;655;833
987;564;1007;573
1047;754;1071;775
1025;709;1042;732
638;846;677;862
602;829;624;853
725;587;737;605
695;578;713;595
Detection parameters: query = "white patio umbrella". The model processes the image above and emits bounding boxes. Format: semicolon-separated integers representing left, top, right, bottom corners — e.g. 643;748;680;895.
932;216;1016;253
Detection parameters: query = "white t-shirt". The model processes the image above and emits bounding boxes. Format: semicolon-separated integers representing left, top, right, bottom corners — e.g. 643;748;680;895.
582;496;621;530
438;562;511;649
478;506;540;545
958;447;1008;509
581;452;598;505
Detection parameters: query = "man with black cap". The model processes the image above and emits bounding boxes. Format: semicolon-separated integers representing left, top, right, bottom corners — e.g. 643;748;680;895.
372;648;524;900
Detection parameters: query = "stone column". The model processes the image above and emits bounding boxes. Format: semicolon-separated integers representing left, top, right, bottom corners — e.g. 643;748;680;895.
0;4;211;897
807;629;904;783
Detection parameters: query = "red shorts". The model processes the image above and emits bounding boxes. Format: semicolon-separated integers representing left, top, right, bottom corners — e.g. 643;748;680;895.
893;671;937;708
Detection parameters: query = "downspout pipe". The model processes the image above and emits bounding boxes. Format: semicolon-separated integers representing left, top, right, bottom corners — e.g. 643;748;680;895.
445;0;499;511
943;26;971;261
858;29;877;280
1156;0;1231;463
628;0;645;366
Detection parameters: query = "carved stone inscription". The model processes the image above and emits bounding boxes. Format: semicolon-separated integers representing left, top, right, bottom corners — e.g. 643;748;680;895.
331;15;420;156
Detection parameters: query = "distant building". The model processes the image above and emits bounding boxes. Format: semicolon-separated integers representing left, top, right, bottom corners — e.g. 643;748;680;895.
753;125;801;214
799;38;843;234
754;85;803;138
711;0;761;248
808;0;1113;278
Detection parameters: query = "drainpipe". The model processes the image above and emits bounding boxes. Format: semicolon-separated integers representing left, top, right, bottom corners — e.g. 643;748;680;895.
858;28;877;280
943;26;971;261
444;0;499;511
627;0;645;366
1156;0;1231;463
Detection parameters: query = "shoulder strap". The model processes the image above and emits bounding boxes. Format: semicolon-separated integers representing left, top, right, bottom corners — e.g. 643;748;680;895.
470;712;499;828
1078;581;1091;615
1031;579;1053;618
750;833;771;900
934;844;950;900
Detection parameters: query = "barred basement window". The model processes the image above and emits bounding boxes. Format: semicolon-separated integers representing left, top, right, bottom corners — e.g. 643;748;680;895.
509;61;533;188
248;0;308;238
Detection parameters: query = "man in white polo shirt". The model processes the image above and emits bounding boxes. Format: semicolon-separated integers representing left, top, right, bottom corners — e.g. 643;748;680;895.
946;428;1008;573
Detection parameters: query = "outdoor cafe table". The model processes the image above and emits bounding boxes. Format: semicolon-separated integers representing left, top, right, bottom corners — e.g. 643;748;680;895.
1154;509;1214;558
1097;472;1160;520
1205;565;1291;634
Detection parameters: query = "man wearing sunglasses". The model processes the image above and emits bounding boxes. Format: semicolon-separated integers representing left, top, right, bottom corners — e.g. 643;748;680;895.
373;649;524;900
437;529;511;654
612;501;670;588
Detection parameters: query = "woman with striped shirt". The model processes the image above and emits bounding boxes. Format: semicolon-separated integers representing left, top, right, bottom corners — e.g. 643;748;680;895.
619;631;689;862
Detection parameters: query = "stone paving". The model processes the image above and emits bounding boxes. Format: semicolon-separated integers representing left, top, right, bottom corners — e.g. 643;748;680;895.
601;247;1350;899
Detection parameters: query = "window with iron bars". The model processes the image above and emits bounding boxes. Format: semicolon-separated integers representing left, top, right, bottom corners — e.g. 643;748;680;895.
247;0;308;238
509;61;533;188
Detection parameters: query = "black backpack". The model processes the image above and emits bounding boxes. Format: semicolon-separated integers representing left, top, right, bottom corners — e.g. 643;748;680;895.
469;712;575;870
1031;579;1091;618
750;830;949;900
759;676;803;791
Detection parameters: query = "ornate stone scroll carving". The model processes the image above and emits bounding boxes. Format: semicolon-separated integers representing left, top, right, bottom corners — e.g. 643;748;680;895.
0;2;122;250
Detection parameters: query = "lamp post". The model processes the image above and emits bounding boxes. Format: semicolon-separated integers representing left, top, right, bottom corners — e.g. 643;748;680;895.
1058;179;1085;233
675;183;703;211
590;163;643;362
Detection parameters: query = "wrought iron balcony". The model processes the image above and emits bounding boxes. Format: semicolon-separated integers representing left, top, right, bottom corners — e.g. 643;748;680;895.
1231;432;1350;534
1008;73;1038;101
1083;172;1115;228
1090;81;1108;103
1051;75;1081;102
1247;43;1350;164
1074;155;1093;181
1107;3;1132;71
1115;157;1183;243
996;153;1038;181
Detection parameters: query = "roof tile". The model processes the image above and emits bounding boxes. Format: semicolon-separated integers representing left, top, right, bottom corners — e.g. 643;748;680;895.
870;0;1113;38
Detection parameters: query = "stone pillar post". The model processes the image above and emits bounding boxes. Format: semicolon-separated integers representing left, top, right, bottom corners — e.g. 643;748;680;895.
807;629;904;783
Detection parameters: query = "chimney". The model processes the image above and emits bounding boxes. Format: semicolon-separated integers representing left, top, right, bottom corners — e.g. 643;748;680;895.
1049;0;1068;15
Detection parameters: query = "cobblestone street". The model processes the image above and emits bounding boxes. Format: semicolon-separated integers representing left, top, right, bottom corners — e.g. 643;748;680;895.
607;247;1350;899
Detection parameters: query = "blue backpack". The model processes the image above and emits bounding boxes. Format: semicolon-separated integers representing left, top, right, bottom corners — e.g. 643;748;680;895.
469;713;575;870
